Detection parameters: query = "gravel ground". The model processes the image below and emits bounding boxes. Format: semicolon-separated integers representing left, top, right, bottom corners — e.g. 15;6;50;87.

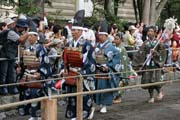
4;80;180;120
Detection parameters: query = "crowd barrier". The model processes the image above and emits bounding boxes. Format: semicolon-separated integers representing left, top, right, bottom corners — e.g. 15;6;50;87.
0;47;179;120
0;67;179;120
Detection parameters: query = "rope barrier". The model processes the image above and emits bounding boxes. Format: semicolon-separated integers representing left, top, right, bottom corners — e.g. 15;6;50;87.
0;67;176;87
124;47;177;53
0;47;178;61
0;55;61;61
0;78;179;110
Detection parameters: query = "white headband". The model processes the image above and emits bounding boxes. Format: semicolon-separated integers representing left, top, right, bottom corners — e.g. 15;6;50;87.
28;32;38;36
98;32;108;35
72;26;84;30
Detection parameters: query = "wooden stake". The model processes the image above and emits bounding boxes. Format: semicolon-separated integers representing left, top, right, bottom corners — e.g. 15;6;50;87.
41;99;57;120
76;75;83;120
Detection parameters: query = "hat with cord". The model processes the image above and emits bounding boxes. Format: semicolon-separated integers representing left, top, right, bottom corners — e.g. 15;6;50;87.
71;10;85;30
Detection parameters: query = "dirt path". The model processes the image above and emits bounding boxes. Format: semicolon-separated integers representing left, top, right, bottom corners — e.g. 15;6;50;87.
5;82;180;120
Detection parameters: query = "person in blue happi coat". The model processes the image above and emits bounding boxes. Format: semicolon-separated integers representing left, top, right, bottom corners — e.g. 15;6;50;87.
95;19;121;113
63;10;96;120
18;31;52;120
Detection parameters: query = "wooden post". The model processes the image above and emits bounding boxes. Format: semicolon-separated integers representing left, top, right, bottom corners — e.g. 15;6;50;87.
76;75;83;120
41;99;57;120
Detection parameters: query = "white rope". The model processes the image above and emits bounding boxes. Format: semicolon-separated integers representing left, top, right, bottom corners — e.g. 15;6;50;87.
0;47;178;61
0;79;179;110
0;67;177;87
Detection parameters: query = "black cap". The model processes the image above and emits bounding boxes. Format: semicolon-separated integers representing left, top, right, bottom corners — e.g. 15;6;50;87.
72;10;85;30
99;19;108;35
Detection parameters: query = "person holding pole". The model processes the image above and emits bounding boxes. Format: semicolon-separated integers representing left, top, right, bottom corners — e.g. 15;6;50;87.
133;26;167;103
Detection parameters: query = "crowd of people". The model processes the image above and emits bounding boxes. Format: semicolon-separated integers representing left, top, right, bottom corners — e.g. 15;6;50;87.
0;10;180;120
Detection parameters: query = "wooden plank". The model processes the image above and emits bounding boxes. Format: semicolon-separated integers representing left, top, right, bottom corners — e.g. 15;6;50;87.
41;99;57;120
76;75;83;120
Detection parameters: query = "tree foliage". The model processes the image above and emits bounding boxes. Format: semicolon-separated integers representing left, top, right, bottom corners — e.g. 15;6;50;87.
16;0;39;16
89;0;127;30
0;0;52;16
159;0;180;25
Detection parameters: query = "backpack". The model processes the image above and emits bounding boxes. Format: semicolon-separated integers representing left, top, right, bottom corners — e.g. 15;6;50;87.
0;30;9;51
0;30;18;59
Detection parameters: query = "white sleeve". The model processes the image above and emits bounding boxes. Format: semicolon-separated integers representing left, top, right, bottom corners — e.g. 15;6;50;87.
89;29;95;41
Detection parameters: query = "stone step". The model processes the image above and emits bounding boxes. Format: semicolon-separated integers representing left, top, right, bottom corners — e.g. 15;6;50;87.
53;0;75;4
0;94;19;119
45;2;76;10
0;94;19;105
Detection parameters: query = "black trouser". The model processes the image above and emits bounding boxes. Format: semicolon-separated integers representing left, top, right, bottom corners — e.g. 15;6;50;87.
148;86;161;98
19;88;43;117
0;60;16;89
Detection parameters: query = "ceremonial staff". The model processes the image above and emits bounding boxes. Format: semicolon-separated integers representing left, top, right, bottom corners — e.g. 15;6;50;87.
141;17;177;70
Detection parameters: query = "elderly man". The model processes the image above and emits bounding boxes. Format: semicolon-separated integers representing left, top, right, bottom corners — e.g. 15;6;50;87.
18;31;52;120
63;10;96;120
95;19;121;113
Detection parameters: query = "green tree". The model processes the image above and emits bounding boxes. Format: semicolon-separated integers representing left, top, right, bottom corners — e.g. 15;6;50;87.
17;0;40;16
133;0;168;25
91;0;127;30
0;0;52;17
159;0;180;25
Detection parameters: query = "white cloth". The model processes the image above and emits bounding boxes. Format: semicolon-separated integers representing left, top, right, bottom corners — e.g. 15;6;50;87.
83;29;96;47
73;40;79;47
135;32;143;47
43;17;48;26
65;25;73;42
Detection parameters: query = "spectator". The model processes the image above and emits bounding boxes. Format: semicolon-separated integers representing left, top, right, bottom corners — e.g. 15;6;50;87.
0;19;29;95
3;17;15;29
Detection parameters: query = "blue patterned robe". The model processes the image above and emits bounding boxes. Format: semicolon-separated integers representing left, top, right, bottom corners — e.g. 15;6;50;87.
64;36;96;119
95;40;121;106
18;43;52;117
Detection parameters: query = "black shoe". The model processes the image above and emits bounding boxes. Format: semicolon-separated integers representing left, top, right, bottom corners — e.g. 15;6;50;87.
8;87;19;94
0;87;8;95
